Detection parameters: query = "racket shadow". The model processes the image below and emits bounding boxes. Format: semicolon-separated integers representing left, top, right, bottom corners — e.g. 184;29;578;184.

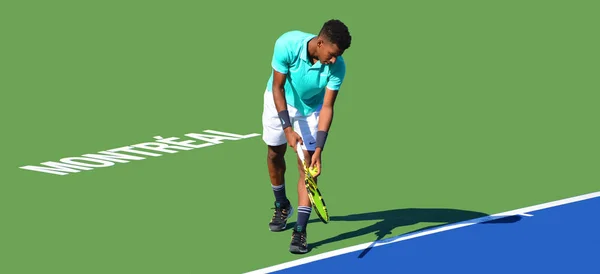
291;208;521;255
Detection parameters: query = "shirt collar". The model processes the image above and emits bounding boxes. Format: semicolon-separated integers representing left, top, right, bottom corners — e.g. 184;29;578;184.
299;34;317;63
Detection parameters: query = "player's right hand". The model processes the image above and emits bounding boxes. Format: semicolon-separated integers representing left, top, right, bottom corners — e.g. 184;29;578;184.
284;128;303;151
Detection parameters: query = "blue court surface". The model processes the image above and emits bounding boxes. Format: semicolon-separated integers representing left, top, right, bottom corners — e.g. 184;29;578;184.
248;192;600;274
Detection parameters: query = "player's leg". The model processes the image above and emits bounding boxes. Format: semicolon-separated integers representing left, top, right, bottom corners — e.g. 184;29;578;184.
267;144;288;203
262;90;293;231
289;109;320;254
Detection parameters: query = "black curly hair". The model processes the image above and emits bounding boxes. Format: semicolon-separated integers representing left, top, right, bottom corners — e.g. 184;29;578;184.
319;19;352;51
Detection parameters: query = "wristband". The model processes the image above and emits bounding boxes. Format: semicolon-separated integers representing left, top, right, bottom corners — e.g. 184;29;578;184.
278;110;292;129
316;130;328;150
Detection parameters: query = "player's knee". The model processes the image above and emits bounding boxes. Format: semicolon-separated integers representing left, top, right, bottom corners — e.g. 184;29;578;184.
267;145;286;162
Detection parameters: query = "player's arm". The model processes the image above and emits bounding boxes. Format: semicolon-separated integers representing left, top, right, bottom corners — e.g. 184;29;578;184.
310;59;346;176
270;35;303;149
272;71;292;132
314;59;346;155
314;88;338;154
309;88;337;177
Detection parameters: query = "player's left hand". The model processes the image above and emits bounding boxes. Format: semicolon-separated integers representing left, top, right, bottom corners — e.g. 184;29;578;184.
310;150;322;178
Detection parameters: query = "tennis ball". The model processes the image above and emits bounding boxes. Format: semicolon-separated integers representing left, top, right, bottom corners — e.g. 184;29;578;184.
309;166;319;176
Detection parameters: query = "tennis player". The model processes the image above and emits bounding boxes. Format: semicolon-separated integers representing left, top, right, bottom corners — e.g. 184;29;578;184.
261;19;352;254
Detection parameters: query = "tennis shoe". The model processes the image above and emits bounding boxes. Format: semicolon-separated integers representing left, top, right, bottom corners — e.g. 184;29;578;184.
289;225;308;254
269;200;293;232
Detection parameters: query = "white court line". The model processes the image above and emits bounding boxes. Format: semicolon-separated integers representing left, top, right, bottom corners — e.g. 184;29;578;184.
245;191;600;274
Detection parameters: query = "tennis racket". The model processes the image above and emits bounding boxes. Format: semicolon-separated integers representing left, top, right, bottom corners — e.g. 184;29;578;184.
296;142;330;224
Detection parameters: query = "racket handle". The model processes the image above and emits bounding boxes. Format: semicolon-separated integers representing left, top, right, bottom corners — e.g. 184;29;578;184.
296;142;305;162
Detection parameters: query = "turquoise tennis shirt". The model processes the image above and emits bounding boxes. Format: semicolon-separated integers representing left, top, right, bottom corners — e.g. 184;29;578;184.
266;30;346;116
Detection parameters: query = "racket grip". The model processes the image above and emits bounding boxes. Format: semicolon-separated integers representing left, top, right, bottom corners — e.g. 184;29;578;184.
296;142;305;162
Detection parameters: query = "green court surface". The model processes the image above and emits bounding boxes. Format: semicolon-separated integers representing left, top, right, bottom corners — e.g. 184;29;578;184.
2;1;598;273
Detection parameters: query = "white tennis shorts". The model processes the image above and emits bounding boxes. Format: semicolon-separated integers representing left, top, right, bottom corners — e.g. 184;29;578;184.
261;90;321;151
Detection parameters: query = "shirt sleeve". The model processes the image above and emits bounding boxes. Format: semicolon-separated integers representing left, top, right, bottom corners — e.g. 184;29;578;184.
271;35;292;74
326;57;346;91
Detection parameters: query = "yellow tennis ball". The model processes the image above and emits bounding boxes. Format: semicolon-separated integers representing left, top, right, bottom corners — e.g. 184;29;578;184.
308;166;319;176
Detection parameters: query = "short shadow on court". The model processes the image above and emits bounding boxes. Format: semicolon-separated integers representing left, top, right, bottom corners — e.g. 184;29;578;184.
288;208;522;257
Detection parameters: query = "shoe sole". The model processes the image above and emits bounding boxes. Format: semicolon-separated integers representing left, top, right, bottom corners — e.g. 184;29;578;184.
269;205;294;232
289;246;308;254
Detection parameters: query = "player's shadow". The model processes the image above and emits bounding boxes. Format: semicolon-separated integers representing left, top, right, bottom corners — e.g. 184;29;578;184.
288;208;522;257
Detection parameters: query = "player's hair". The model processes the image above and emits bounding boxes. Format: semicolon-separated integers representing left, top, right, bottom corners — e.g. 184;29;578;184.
319;19;352;51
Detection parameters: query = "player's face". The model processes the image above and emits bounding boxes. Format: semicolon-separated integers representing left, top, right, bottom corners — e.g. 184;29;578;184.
317;39;342;65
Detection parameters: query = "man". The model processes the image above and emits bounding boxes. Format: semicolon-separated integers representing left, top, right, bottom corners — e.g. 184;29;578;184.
261;19;352;254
